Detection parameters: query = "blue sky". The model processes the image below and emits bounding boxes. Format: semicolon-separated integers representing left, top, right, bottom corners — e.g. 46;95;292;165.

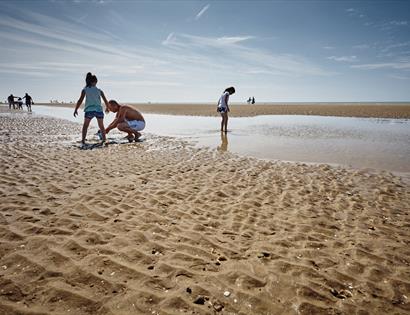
0;0;409;102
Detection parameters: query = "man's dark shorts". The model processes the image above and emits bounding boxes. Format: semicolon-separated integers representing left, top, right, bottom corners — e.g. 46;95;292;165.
84;111;104;119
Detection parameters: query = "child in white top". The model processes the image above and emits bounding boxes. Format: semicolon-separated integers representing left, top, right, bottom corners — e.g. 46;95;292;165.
217;87;235;132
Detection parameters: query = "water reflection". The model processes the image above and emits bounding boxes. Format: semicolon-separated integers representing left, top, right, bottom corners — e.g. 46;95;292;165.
217;132;228;152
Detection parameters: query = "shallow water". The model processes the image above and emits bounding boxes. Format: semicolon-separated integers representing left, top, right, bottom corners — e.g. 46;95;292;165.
32;105;410;172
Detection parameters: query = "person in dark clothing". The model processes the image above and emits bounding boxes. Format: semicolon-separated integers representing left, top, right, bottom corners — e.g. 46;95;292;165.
23;93;34;112
7;94;15;109
17;98;23;109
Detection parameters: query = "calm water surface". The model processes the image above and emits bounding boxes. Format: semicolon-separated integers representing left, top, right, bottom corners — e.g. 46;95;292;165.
33;105;410;173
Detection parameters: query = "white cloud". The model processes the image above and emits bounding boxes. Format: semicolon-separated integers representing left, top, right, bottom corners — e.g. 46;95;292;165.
346;8;366;19
162;33;254;49
390;20;408;26
0;5;335;102
327;55;358;62
162;32;175;46
323;46;335;50
104;80;182;87
216;36;254;45
195;4;210;20
0;16;133;59
0;68;51;77
352;44;369;50
351;62;410;70
164;33;334;77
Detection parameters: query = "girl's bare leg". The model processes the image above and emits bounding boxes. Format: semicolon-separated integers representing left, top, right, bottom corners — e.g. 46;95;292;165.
223;113;228;132
96;118;106;142
82;118;92;143
220;115;225;132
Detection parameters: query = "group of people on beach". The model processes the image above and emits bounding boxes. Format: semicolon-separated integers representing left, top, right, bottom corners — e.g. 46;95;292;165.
7;93;33;112
74;72;235;145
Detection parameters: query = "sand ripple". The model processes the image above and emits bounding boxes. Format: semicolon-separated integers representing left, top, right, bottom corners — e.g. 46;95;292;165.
0;111;409;314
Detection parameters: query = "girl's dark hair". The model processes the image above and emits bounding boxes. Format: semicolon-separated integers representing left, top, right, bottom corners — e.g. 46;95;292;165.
85;72;98;87
85;72;92;87
224;86;235;94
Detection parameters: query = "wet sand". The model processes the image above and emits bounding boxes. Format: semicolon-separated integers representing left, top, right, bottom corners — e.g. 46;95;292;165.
37;102;410;119
0;109;409;315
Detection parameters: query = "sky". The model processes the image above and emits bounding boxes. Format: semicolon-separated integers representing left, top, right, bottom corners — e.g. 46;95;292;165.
0;0;409;103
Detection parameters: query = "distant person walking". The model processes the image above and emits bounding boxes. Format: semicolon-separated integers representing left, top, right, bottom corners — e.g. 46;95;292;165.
73;72;109;145
251;96;255;105
217;86;235;133
23;93;34;112
7;94;15;109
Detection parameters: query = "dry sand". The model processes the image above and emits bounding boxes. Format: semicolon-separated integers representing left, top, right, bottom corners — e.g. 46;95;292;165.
0;109;409;315
38;103;410;119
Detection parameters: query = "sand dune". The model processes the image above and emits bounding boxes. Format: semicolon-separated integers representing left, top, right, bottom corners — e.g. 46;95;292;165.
0;111;409;314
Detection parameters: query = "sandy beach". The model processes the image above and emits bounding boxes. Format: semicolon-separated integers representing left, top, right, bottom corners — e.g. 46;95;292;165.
38;103;410;119
0;109;409;315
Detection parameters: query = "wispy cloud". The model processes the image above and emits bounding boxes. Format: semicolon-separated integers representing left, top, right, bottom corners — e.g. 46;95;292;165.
179;34;255;48
72;0;111;4
163;33;334;77
0;6;332;96
0;68;51;77
195;4;210;20
327;55;358;62
346;8;365;18
352;44;370;50
0;16;127;58
104;80;182;87
162;32;175;46
216;36;254;45
164;34;254;48
323;46;335;50
388;74;409;80
351;62;410;70
381;41;410;53
389;20;408;26
0;12;164;66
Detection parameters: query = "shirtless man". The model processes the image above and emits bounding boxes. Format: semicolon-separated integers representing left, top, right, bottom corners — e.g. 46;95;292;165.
105;100;145;141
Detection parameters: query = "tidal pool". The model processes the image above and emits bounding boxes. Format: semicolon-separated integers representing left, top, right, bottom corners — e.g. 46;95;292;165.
32;105;410;173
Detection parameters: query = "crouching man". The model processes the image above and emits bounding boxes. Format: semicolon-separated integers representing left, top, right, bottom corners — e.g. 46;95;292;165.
105;100;145;142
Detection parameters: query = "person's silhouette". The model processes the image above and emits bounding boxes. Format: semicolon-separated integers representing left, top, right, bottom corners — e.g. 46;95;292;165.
23;93;34;112
8;94;15;109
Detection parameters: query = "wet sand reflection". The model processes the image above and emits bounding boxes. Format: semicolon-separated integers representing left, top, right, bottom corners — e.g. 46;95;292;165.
217;131;228;152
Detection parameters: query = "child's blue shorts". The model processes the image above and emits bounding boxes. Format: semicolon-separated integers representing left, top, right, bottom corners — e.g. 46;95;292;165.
85;111;104;119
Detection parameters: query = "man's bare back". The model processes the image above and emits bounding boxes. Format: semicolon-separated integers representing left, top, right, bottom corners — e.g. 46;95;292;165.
117;105;144;123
